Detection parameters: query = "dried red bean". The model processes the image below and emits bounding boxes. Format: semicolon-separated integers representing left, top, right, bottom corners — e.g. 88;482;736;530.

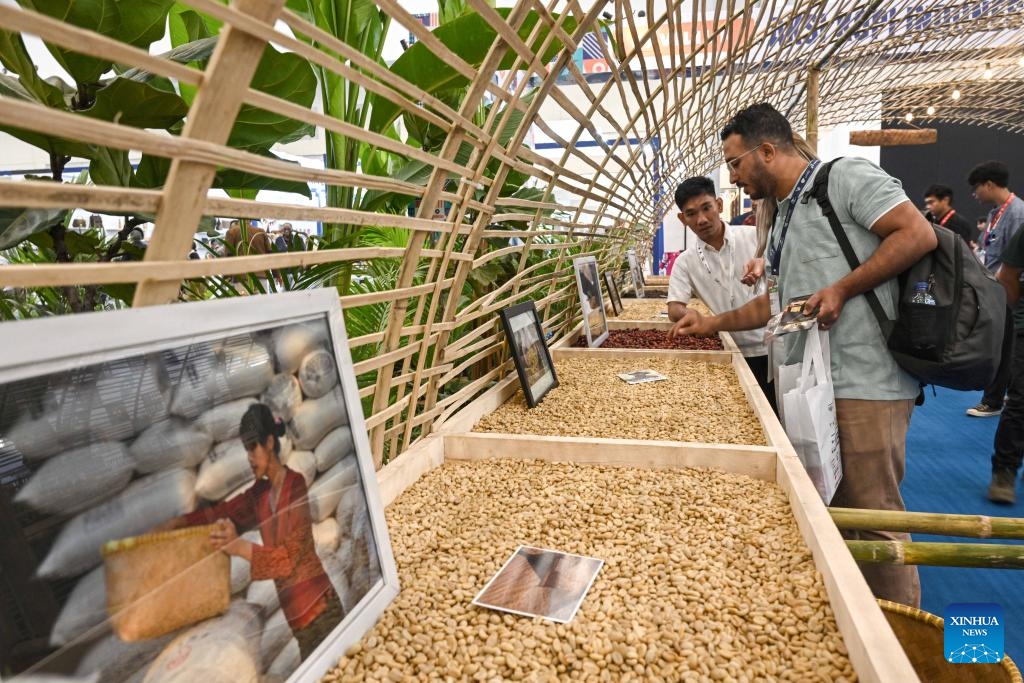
573;328;723;350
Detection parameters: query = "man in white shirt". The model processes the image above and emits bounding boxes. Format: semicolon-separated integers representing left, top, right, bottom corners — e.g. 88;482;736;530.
668;176;775;412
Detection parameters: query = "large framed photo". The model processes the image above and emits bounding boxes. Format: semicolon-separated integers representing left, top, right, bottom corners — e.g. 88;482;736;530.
603;271;623;317
499;301;558;408
0;290;398;683
626;249;645;298
572;256;609;348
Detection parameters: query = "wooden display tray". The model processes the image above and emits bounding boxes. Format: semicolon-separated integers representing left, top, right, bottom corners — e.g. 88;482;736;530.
411;348;919;681
553;319;741;356
382;362;919;682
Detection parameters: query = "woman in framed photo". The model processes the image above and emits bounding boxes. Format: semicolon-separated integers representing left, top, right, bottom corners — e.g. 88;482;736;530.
161;403;343;657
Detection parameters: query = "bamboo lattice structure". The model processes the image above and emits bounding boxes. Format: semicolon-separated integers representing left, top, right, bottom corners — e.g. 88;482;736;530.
1;0;1022;467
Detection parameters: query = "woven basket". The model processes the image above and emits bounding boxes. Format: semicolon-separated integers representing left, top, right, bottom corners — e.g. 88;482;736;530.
102;524;230;641
879;599;1022;682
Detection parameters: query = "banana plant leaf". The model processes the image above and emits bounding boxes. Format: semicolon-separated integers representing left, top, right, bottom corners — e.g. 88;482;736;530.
369;9;577;132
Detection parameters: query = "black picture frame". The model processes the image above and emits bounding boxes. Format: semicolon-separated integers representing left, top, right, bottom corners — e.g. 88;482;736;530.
499;301;559;408
603;271;623;316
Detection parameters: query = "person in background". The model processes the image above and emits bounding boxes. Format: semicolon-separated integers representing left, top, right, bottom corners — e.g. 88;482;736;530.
730;198;759;226
675;102;935;606
274;223;306;253
667;177;775;413
923;184;976;245
964;161;1024;417
988;226;1024;503
225;219;272;256
159;404;343;657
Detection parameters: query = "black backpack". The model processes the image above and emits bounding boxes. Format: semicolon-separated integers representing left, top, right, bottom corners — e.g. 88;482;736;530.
810;159;1006;391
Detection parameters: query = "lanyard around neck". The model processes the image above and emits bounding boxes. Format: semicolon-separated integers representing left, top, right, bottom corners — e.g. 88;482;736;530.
983;193;1016;246
938;209;955;227
767;160;821;276
695;229;734;290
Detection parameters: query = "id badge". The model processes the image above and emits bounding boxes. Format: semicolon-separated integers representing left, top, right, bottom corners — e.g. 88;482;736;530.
767;275;781;317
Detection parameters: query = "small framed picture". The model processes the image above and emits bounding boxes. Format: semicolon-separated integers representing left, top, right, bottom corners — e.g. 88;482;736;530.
499;301;559;408
603;271;623;316
572;256;609;348
0;291;398;682
626;249;645;298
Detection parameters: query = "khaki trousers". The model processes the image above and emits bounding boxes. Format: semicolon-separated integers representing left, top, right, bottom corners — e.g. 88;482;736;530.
832;398;921;608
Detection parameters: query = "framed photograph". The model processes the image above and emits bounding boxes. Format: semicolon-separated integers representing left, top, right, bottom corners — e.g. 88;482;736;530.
626;249;645;298
499;301;558;408
572;256;609;348
473;546;603;624
0;290;398;682
603;271;623;317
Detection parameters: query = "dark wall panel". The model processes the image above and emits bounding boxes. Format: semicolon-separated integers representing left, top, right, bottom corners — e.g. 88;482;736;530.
879;122;1024;225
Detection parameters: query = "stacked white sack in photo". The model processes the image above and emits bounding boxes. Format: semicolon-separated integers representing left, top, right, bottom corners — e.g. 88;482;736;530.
142;601;263;683
48;565;107;647
262;374;302;422
16;442;133;515
129;420;212;473
37;469;197;579
194;398;257;443
7;356;168;461
168;341;273;419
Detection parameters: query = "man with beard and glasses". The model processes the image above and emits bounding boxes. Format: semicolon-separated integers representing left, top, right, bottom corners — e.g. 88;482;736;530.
674;102;936;607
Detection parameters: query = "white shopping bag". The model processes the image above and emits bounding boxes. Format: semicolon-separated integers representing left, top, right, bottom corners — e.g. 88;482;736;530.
779;328;842;503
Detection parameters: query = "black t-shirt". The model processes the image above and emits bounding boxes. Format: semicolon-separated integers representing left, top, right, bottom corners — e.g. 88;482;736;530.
926;210;977;244
998;225;1024;330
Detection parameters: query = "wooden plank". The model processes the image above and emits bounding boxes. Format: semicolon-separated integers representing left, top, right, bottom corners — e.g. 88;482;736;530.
444;432;778;481
552;347;736;363
773;450;919;682
375;435;444;508
435;374;520;435
132;0;287;307
0;247;412;288
730;354;789;449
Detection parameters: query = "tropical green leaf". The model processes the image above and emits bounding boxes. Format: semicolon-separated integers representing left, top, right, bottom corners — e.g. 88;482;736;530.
118;0;178;47
169;3;223;47
121;37;218;86
370;9;576;132
131;151;312;197
84;78;189;129
18;0;120;84
131;154;171;188
0;29;66;107
0;206;67;250
89;146;132;187
18;0;174;85
438;0;472;25
0;73;93;158
227;47;317;150
216;163;313;198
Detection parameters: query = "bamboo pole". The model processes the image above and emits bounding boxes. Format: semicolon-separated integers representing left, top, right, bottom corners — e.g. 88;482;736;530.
806;67;820;155
831;508;1024;540
847;541;1024;569
132;0;287;307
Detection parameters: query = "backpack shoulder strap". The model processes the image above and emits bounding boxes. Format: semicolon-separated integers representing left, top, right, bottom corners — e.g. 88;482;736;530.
809;158;893;337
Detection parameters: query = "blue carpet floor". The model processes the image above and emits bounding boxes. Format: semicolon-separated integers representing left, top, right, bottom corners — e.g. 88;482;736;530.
903;386;1024;662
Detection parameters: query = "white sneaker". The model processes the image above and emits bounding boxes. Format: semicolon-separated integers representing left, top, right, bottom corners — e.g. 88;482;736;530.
966;402;1002;417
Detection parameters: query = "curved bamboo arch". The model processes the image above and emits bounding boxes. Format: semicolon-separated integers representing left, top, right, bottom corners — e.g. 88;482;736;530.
0;0;1021;465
